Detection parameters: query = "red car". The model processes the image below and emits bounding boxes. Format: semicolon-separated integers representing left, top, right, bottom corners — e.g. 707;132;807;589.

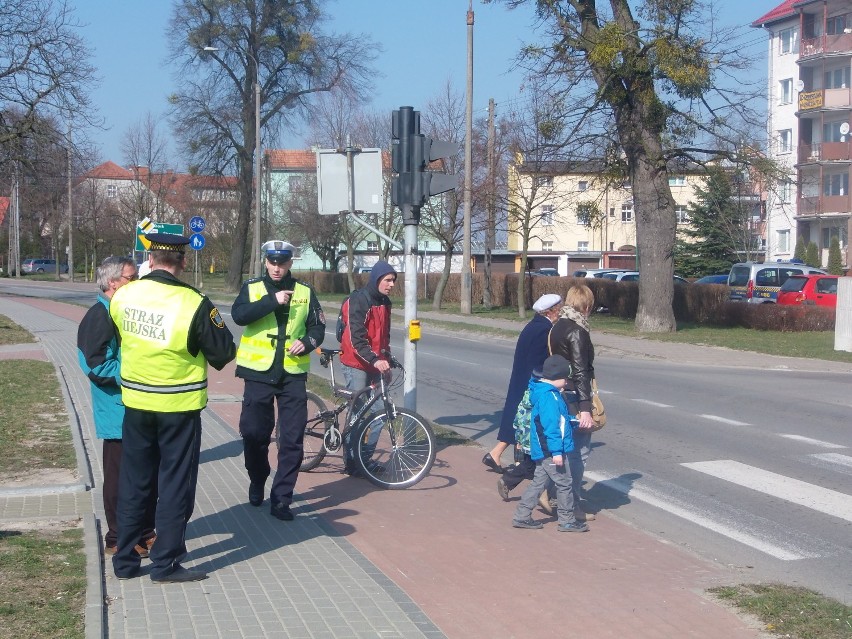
776;274;839;308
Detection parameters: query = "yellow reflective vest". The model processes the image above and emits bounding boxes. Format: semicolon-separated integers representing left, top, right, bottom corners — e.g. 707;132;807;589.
236;280;311;374
110;279;208;412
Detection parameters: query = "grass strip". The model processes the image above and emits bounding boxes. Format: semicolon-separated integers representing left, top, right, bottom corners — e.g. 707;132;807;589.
0;315;35;346
710;583;852;639
0;526;85;639
0;360;75;474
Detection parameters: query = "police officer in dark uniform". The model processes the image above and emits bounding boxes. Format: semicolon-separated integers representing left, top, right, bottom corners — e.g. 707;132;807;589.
110;233;236;584
232;240;325;522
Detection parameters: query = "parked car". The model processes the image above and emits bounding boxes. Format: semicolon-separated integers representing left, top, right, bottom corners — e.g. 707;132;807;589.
21;258;68;274
602;271;690;285
531;268;560;276
573;268;630;278
776;274;839;308
727;261;826;303
693;274;729;285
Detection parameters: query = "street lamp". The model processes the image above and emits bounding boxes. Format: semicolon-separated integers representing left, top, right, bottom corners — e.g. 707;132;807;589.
204;45;262;278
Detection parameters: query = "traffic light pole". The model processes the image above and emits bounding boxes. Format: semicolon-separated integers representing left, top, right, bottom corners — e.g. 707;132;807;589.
402;210;418;411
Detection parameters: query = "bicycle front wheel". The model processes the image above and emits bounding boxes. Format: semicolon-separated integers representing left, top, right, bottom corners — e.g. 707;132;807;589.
354;408;436;489
300;391;329;471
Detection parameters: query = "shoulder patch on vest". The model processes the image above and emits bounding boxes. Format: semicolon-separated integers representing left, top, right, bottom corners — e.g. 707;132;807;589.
210;308;226;329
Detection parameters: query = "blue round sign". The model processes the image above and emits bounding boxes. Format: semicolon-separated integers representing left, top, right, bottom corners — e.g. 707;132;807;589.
189;233;206;251
189;216;206;233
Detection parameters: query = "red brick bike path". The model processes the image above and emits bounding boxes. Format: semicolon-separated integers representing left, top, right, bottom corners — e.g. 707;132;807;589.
207;364;763;639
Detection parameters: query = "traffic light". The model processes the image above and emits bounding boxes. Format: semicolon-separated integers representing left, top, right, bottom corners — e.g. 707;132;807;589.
391;106;459;225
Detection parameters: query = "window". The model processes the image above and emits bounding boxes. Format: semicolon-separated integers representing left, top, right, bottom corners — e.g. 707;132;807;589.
823;121;848;142
675;206;689;224
578;180;588;192
621;202;633;222
778;129;792;153
779;78;793;104
577;241;589;251
777;229;790;253
824;67;851;90
366;241;378;252
821;226;847;248
107;185;117;198
780;181;792;203
540;205;554;226
668;176;686;186
576;203;593;226
826;14;847;35
823;173;849;196
779;27;798;54
534;175;553;188
542;241;553;251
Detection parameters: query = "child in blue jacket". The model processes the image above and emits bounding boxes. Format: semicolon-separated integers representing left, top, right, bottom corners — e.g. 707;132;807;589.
511;354;589;532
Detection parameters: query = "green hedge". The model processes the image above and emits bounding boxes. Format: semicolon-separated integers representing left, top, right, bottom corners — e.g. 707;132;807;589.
294;271;836;332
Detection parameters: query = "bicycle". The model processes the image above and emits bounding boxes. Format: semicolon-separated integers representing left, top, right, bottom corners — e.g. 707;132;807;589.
297;348;436;489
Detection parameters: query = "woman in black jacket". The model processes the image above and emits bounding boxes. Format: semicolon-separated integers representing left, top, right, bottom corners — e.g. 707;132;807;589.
548;284;597;522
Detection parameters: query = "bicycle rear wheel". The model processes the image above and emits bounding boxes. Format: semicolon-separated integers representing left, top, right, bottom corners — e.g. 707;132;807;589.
300;391;329;471
354;408;436;489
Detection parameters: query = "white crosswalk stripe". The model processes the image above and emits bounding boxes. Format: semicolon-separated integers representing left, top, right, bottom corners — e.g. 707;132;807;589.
682;460;852;523
805;453;852;476
778;434;846;449
584;470;822;561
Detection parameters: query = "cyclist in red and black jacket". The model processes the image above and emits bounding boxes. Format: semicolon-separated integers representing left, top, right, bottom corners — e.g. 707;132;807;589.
340;260;396;381
339;260;397;475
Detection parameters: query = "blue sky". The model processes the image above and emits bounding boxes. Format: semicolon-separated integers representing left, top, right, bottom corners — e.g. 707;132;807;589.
74;0;784;167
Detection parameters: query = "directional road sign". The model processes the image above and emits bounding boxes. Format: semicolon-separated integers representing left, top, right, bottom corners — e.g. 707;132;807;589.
189;216;206;233
135;222;184;251
189;233;206;251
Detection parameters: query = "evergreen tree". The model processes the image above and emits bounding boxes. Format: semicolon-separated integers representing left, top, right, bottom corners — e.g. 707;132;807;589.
827;236;844;275
794;236;807;262
674;167;745;278
805;242;820;268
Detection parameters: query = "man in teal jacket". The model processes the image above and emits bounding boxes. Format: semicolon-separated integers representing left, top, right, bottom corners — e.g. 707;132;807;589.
77;256;155;556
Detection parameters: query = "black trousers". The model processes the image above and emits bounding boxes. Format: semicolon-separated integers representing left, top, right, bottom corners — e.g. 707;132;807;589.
239;377;307;507
112;407;201;580
102;439;155;548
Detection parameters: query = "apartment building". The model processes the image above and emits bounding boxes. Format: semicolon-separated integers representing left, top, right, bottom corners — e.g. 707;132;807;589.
753;0;851;267
507;158;707;275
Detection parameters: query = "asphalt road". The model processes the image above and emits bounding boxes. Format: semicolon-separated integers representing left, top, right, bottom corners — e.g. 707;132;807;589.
3;277;850;603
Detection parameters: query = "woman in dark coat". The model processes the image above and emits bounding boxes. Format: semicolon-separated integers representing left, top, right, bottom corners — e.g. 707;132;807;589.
483;294;562;472
547;283;597;522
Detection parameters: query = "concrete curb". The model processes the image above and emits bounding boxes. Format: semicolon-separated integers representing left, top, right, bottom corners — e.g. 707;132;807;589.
83;514;105;639
57;363;95;491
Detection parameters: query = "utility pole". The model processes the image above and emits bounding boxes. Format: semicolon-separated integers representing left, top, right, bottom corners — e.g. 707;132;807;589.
484;98;496;308
461;2;474;314
67;124;74;282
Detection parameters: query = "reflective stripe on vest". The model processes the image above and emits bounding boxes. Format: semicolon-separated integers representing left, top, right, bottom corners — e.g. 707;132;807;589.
236;280;311;374
110;279;208;412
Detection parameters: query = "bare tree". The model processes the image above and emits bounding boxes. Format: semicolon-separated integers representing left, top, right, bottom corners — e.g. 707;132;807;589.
0;0;97;159
490;0;767;331
167;0;378;293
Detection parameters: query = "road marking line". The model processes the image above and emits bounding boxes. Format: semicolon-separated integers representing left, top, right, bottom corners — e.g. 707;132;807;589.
631;399;673;408
585;470;812;561
682;460;852;523
778;434;846;449
699;414;750;426
809;453;852;470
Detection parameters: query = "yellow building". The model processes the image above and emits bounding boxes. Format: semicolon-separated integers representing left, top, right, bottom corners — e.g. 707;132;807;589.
507;158;707;274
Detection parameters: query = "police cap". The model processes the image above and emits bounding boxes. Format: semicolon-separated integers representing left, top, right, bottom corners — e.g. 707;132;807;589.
146;232;191;252
262;240;296;263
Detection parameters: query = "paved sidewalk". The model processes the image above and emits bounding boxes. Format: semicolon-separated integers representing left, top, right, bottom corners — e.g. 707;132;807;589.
0;290;778;638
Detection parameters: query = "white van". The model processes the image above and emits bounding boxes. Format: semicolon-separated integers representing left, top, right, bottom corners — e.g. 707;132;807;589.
727;261;826;303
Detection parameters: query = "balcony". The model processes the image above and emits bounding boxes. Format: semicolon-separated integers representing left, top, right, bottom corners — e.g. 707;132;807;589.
799;141;852;163
798;194;852;216
798;87;852;112
800;32;852;58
